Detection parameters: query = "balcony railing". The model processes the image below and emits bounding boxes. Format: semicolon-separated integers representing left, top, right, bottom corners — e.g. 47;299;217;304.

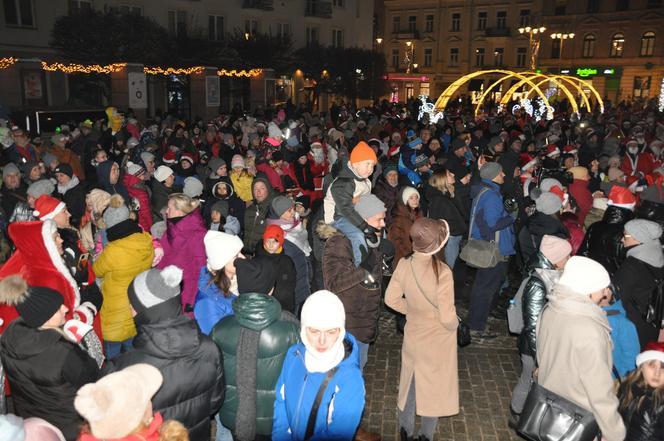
305;1;332;18
242;0;274;10
484;27;511;37
392;29;421;40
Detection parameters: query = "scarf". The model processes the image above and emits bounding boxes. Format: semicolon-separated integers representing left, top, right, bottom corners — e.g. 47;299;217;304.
627;241;664;268
57;175;80;195
302;328;346;373
234;327;261;441
546;284;612;343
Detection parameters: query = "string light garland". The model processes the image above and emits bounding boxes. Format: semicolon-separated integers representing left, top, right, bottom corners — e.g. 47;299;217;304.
0;57;17;70
217;68;263;78
143;66;205;76
41;61;127;74
659;76;664;112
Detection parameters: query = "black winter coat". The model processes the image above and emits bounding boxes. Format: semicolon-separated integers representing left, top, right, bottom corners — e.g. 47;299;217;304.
579;205;634;275
424;184;467;236
150;178;174;221
57;181;86;228
109;299;224;441
1;320;100;441
373;178;399;225
254;249;297;314
518;212;568;264
618;382;664;441
614;255;664;350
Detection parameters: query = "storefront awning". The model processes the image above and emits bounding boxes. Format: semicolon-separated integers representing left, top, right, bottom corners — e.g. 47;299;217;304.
468;79;484;91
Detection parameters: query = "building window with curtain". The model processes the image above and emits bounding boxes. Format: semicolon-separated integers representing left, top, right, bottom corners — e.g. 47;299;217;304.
477;12;487;30
640;32;655;56
519;10;530;27
392;49;400;68
424;48;432;67
332;29;343;47
425;15;434;32
496;11;507;29
306;26;319;46
169;10;188;37
494;48;504;66
408;15;417;32
450;48;459;66
475;48;485;66
582;34;596;57
451;13;460;32
208;15;224;41
610;33;625;57
516;47;527;67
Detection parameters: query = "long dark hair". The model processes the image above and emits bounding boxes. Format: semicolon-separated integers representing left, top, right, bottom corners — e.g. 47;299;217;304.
208;268;232;297
618;362;664;412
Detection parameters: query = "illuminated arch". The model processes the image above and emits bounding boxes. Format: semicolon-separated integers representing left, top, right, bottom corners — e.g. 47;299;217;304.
558;75;605;113
522;75;592;112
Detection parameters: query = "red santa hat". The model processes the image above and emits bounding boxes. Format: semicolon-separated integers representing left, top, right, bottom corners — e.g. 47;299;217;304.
625;137;638;147
636;341;664;366
180;152;195;165
548;185;566;204
545;144;560;158
162;150;177;164
33;195;66;220
607;185;636;210
563;145;577;155
520;153;538;171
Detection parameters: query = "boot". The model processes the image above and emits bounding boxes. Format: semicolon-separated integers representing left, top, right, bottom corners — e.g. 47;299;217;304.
354;427;382;441
417;436;430;441
399;427;413;441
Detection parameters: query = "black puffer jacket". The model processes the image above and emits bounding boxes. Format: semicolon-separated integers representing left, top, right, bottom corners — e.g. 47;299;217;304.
517;253;560;358
109;298;224;441
618;381;664;441
518;212;568;264
1;319;100;441
579;205;634;275
425;184;467;236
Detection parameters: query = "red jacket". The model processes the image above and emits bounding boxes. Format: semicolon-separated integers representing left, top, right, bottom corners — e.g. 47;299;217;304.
123;174;152;232
621;151;657;177
567;178;593;226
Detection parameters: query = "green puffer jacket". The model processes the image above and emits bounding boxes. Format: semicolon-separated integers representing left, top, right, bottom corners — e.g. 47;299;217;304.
210;293;299;436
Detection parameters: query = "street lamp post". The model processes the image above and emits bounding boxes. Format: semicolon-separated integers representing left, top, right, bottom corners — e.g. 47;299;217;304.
371;37;383;102
551;32;575;67
405;40;415;73
518;26;546;70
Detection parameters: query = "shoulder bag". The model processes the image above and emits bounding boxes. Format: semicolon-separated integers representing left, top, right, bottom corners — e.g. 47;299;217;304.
409;258;471;347
304;366;339;440
459;187;502;269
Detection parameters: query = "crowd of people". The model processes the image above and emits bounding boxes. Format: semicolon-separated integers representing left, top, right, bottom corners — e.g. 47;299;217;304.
0;94;662;441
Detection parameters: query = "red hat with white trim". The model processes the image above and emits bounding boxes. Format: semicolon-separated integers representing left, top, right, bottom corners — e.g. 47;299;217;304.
180;152;195;165
33;195;66;220
520;153;538;171
625;137;638;146
162;151;177;164
563;145;577;155
545;144;560;158
607;185;636;210
636;341;664;366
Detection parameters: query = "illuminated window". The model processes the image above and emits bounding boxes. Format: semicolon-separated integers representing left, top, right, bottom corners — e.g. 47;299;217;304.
610;33;625;57
640;32;655;56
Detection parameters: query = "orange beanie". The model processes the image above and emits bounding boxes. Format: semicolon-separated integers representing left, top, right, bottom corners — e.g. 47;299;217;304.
350;141;377;164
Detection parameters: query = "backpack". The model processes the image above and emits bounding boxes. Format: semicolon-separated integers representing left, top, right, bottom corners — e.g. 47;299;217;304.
507;276;531;334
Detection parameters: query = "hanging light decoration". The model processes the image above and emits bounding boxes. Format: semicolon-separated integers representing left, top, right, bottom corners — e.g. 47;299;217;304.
143;66;205;76
659;76;664;112
41;61;127;74
217;68;263;78
0;57;17;70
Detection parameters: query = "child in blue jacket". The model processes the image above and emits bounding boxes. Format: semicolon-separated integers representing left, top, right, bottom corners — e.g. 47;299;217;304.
602;297;640;378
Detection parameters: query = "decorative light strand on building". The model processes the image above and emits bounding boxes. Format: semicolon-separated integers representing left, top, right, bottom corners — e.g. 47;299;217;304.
0;57;17;70
217;68;263;78
41;61;127;74
143;66;205;76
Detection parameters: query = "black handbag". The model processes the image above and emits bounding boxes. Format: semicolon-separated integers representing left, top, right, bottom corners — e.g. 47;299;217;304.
516;382;600;441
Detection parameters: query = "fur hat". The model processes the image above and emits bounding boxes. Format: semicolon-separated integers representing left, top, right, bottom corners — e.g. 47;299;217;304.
74;364;163;439
401;187;420;206
558;256;610;295
27;179;55;199
128;266;183;315
410;217;450;255
204;230;243;271
33;195;66;220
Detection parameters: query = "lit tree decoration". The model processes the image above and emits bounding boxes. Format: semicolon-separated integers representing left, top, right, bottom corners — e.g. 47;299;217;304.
418;96;444;124
512;97;553;121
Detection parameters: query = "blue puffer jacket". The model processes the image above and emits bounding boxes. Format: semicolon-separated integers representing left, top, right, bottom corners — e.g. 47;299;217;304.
272;334;365;441
194;267;235;335
602;299;640;378
470;180;516;257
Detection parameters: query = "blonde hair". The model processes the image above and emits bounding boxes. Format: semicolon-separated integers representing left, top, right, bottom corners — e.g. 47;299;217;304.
159;420;189;441
428;169;455;198
168;193;200;214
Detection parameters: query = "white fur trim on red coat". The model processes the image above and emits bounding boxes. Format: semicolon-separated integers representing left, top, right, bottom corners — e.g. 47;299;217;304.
41;220;80;307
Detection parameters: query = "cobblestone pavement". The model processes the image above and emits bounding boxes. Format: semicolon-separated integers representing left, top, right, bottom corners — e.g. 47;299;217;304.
360;306;522;441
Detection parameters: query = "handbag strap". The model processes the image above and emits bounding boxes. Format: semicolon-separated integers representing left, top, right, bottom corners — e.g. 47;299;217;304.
304;366;339;440
409;257;438;310
468;187;500;243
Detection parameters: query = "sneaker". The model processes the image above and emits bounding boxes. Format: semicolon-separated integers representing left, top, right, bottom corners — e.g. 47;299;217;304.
470;329;498;340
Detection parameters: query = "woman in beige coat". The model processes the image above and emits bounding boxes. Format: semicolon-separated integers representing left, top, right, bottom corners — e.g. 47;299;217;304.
385;217;459;441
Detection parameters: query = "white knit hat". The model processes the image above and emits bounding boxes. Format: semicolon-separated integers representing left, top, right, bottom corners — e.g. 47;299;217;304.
558;256;610;294
183;176;203;198
204;230;244;271
153;165;173;183
401;187;420;206
300;290;346;331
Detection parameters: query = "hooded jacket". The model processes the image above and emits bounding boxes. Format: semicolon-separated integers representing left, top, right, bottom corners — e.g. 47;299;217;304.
96;161;130;202
387;200;422;266
518;212;568;264
150;178;174;221
601;299;639;378
272;335;365;441
579;205;634;275
323;160;372;227
109;297;224;441
1;320;100;441
157;210;208;314
244;176;276;253
122;173;152;232
208;180;246;229
210;293;299;437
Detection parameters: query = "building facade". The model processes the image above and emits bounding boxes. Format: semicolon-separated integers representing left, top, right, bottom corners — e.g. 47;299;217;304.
0;0;373;120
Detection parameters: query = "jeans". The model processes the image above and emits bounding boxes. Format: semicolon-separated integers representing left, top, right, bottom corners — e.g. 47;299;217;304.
444;235;463;269
510;354;536;414
357;341;369;372
467;261;508;331
215;414;233;441
398;377;438;440
104;338;134;360
332;217;366;267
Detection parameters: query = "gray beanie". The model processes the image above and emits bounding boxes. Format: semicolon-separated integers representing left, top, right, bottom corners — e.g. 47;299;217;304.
271;195;294;218
208;158;226;177
625;219;663;244
41;152;57;168
128;265;183;315
2;163;20;179
140;151;155;166
479;162;502;181
211;200;229;218
183;176;203;198
27;179;55;198
535;191;563;215
354;194;386;220
103;200;130;229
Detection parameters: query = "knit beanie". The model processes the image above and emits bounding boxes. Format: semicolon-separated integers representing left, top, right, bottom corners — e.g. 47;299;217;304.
27;179;55;199
479;162;502;181
383;164;398;178
0;275;63;328
183;176;203;198
354;194;386;220
413;154;429;168
271;195;294;218
140;151;155;166
208;158;226;177
558;256;610;295
210;200;229;218
539;235;572;265
536;191;563;215
607;185;636;210
300;290;346;373
350;141;378;164
128;265;183;315
126;161;144;176
624;219;662;244
0;414;25;441
401;187;420;206
231;154;245;169
2;163;19;178
235;257;278;294
54;163;74;178
103;194;129;229
42;152;57;168
33;195;66;220
410;217;450;255
74;364;163;439
153;165;173;183
636;341;664;366
263;224;285;249
204;230;243;271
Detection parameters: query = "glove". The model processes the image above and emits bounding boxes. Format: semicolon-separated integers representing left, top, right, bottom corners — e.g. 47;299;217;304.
63;319;94;344
361;222;378;239
360;270;380;290
73;301;97;324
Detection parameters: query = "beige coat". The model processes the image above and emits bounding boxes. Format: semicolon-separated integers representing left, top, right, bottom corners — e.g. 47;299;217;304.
536;286;626;441
385;252;459;417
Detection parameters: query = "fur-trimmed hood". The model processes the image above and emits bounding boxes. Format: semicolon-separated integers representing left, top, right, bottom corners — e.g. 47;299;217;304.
315;221;340;240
